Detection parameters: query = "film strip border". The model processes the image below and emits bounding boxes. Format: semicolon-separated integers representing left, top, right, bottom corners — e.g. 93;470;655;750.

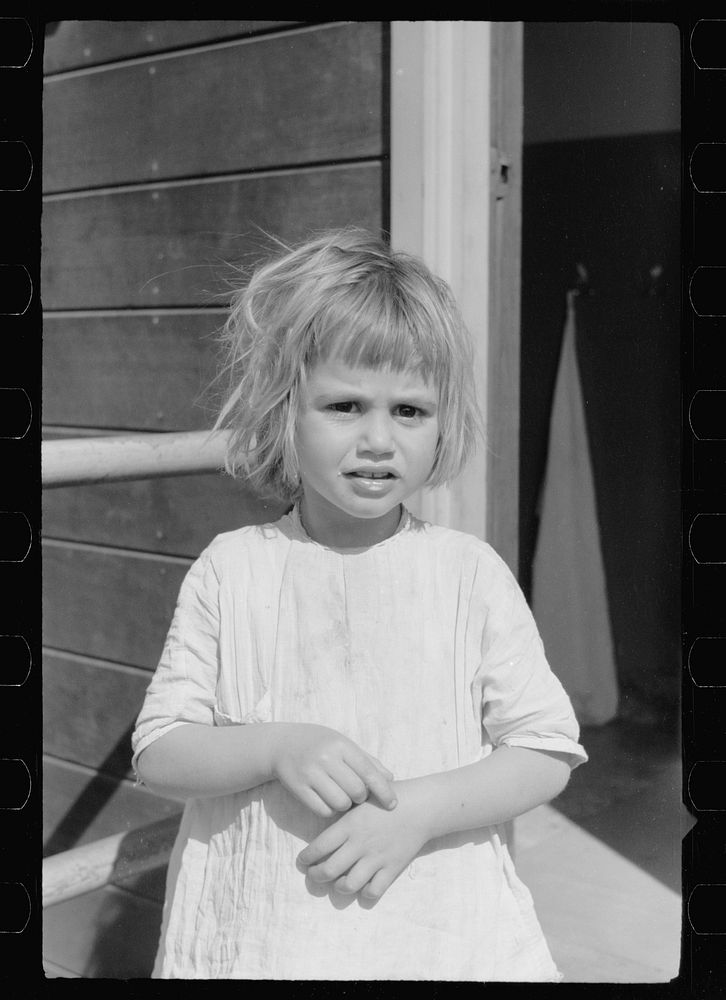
0;9;724;990
0;12;38;976
684;11;726;993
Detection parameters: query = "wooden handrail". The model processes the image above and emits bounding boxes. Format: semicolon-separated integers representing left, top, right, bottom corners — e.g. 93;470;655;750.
42;429;231;488
43;814;181;908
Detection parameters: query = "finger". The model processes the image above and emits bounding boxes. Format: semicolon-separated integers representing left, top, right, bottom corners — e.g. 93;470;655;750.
297;824;348;868
288;784;336;819
306;843;360;885
360;867;396;901
361;767;397;811
333;858;381;896
369;756;395;781
343;750;397;809
309;773;354;814
325;761;368;805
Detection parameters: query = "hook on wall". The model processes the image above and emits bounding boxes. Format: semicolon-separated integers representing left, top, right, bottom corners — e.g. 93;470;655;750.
572;262;594;296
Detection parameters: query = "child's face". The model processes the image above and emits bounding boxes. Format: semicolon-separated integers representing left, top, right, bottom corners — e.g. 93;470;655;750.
295;357;439;545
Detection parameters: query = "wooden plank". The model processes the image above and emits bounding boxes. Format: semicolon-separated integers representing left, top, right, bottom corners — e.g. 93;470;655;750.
111;856;168;907
43;882;162;978
42;958;82;978
43;757;181;856
42;313;219;431
44;22;383;192
43;651;150;778
42;164;383;309
42;542;189;668
42;458;286;556
44;426;117;438
515;804;680;983
44;20;301;73
486;22;523;573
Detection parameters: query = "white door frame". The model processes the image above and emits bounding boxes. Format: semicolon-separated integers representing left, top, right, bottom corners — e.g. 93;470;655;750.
390;21;523;570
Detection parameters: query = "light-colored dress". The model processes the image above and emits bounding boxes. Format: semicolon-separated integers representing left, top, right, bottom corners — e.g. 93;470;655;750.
132;506;587;981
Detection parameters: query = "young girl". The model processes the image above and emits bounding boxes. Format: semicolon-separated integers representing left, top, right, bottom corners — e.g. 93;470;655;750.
132;228;587;981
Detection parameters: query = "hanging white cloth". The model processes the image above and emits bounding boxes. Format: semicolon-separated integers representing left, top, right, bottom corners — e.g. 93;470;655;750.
531;290;618;725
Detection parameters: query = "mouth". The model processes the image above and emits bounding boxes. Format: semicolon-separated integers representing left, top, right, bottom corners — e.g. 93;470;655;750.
344;469;399;496
345;470;398;480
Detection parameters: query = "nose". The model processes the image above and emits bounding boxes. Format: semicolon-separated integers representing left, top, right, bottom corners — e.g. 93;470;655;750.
358;410;394;456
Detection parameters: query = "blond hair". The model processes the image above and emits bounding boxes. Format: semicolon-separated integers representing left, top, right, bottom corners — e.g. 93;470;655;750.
213;228;483;498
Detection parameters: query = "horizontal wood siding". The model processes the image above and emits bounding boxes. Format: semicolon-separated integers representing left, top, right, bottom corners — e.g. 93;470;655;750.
43;314;220;429
43;651;151;778
44;22;383;191
42;462;286;556
42;24;387;954
43;542;189;668
44;20;301;73
42;165;382;309
44;757;182;856
44;883;163;978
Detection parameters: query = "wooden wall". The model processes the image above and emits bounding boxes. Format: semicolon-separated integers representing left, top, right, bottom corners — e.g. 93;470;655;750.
42;20;388;976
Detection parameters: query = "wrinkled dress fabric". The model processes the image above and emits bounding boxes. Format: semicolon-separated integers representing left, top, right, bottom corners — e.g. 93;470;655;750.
132;508;587;981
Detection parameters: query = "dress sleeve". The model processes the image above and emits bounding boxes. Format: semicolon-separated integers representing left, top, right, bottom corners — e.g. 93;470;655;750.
472;550;588;770
131;547;220;779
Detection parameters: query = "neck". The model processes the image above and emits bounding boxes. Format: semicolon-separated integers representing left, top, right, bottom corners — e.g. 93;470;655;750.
298;498;402;550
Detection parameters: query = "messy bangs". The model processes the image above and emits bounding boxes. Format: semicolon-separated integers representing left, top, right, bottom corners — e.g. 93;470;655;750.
212;228;483;499
305;272;444;382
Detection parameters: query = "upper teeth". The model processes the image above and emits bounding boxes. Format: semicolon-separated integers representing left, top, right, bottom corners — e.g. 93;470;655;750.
357;472;389;478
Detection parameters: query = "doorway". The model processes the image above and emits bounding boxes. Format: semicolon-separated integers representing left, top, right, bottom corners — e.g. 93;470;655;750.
517;21;683;981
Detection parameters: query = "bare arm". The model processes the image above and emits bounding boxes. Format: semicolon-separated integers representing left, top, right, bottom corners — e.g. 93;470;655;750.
136;723;281;800
135;721;398;817
401;745;571;840
298;746;572;898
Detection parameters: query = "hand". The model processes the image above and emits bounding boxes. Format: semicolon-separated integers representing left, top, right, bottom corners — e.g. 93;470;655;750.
297;781;430;901
270;723;397;818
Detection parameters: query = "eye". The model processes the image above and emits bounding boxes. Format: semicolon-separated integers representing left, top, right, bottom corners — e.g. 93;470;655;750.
327;401;358;414
396;404;423;419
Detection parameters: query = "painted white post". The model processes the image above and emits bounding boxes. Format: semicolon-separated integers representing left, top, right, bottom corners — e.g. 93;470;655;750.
390;20;492;540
